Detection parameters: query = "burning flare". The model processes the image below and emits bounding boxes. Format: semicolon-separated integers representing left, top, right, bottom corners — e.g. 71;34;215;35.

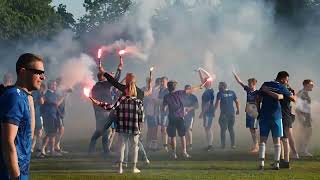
83;87;91;98
97;48;102;59
119;49;127;55
150;66;154;72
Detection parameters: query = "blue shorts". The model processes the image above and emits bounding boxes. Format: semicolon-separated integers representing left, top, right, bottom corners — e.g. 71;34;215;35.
146;115;158;128
203;114;214;128
158;114;169;127
184;115;194;129
246;113;258;129
259;118;283;138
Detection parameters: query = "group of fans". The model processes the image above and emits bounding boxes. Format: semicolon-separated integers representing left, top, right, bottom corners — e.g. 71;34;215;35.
86;59;315;172
0;53;315;178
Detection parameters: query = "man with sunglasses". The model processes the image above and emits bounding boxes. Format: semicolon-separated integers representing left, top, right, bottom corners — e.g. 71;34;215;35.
0;53;45;180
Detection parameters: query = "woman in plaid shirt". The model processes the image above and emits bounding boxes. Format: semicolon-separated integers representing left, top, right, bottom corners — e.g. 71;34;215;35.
91;72;151;174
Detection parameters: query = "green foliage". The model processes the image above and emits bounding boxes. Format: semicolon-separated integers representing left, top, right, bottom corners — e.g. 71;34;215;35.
75;0;132;36
0;0;65;41
57;4;76;30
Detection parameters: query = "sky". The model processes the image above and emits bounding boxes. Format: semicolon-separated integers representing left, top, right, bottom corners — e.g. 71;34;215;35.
52;0;86;20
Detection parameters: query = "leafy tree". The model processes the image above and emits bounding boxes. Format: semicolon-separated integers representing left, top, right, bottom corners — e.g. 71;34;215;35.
57;4;76;30
75;0;132;36
0;0;74;42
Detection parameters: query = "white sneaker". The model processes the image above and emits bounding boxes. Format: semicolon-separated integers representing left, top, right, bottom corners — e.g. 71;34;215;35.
132;168;141;173
182;152;191;158
171;152;178;160
300;151;313;157
118;168;123;174
145;159;150;165
164;146;169;153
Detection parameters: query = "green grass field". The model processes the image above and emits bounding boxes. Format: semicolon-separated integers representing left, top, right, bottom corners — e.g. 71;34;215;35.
30;140;320;180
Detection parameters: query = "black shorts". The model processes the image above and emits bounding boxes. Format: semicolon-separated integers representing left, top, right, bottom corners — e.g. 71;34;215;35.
43;117;59;135
167;116;186;137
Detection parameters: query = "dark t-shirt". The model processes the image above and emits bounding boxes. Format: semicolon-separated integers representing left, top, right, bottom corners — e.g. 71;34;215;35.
182;94;198;117
280;87;294;121
217;90;237;115
201;88;215;115
163;90;186;118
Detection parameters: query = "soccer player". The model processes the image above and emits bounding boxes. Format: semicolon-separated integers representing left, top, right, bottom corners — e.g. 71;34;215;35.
296;79;314;157
233;72;259;153
199;80;215;151
162;81;203;159
182;85;199;151
214;82;240;149
263;77;296;168
257;71;295;170
0;53;45;180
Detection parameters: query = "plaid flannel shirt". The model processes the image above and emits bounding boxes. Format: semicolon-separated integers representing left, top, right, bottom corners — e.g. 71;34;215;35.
99;96;144;135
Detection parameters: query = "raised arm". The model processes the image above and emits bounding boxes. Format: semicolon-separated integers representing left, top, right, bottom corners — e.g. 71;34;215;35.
114;57;123;81
233;72;245;88
102;69;125;93
90;97;114;110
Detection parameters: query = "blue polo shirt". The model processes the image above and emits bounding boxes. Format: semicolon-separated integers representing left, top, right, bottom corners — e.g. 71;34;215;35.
259;81;292;121
217;90;237;115
0;87;32;179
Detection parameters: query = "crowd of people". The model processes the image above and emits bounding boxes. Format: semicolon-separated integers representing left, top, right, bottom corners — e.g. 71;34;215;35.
0;53;315;179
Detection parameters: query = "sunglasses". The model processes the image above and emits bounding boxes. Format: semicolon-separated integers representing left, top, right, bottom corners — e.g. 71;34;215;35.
25;68;45;75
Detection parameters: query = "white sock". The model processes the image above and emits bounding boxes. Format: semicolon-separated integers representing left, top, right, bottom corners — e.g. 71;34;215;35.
259;143;266;166
274;144;281;167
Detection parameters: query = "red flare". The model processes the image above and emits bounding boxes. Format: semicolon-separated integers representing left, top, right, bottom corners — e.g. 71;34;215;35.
83;87;91;97
97;48;102;59
119;49;126;55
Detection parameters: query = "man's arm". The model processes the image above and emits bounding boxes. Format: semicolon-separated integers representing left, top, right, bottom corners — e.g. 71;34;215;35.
256;95;262;113
185;83;205;94
261;85;284;100
214;99;220;115
233;72;246;88
235;99;240;115
114;57;123;81
100;67;125;93
28;96;35;139
1;123;20;179
144;78;153;96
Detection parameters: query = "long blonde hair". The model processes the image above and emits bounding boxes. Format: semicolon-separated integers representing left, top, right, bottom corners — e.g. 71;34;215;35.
125;73;137;97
